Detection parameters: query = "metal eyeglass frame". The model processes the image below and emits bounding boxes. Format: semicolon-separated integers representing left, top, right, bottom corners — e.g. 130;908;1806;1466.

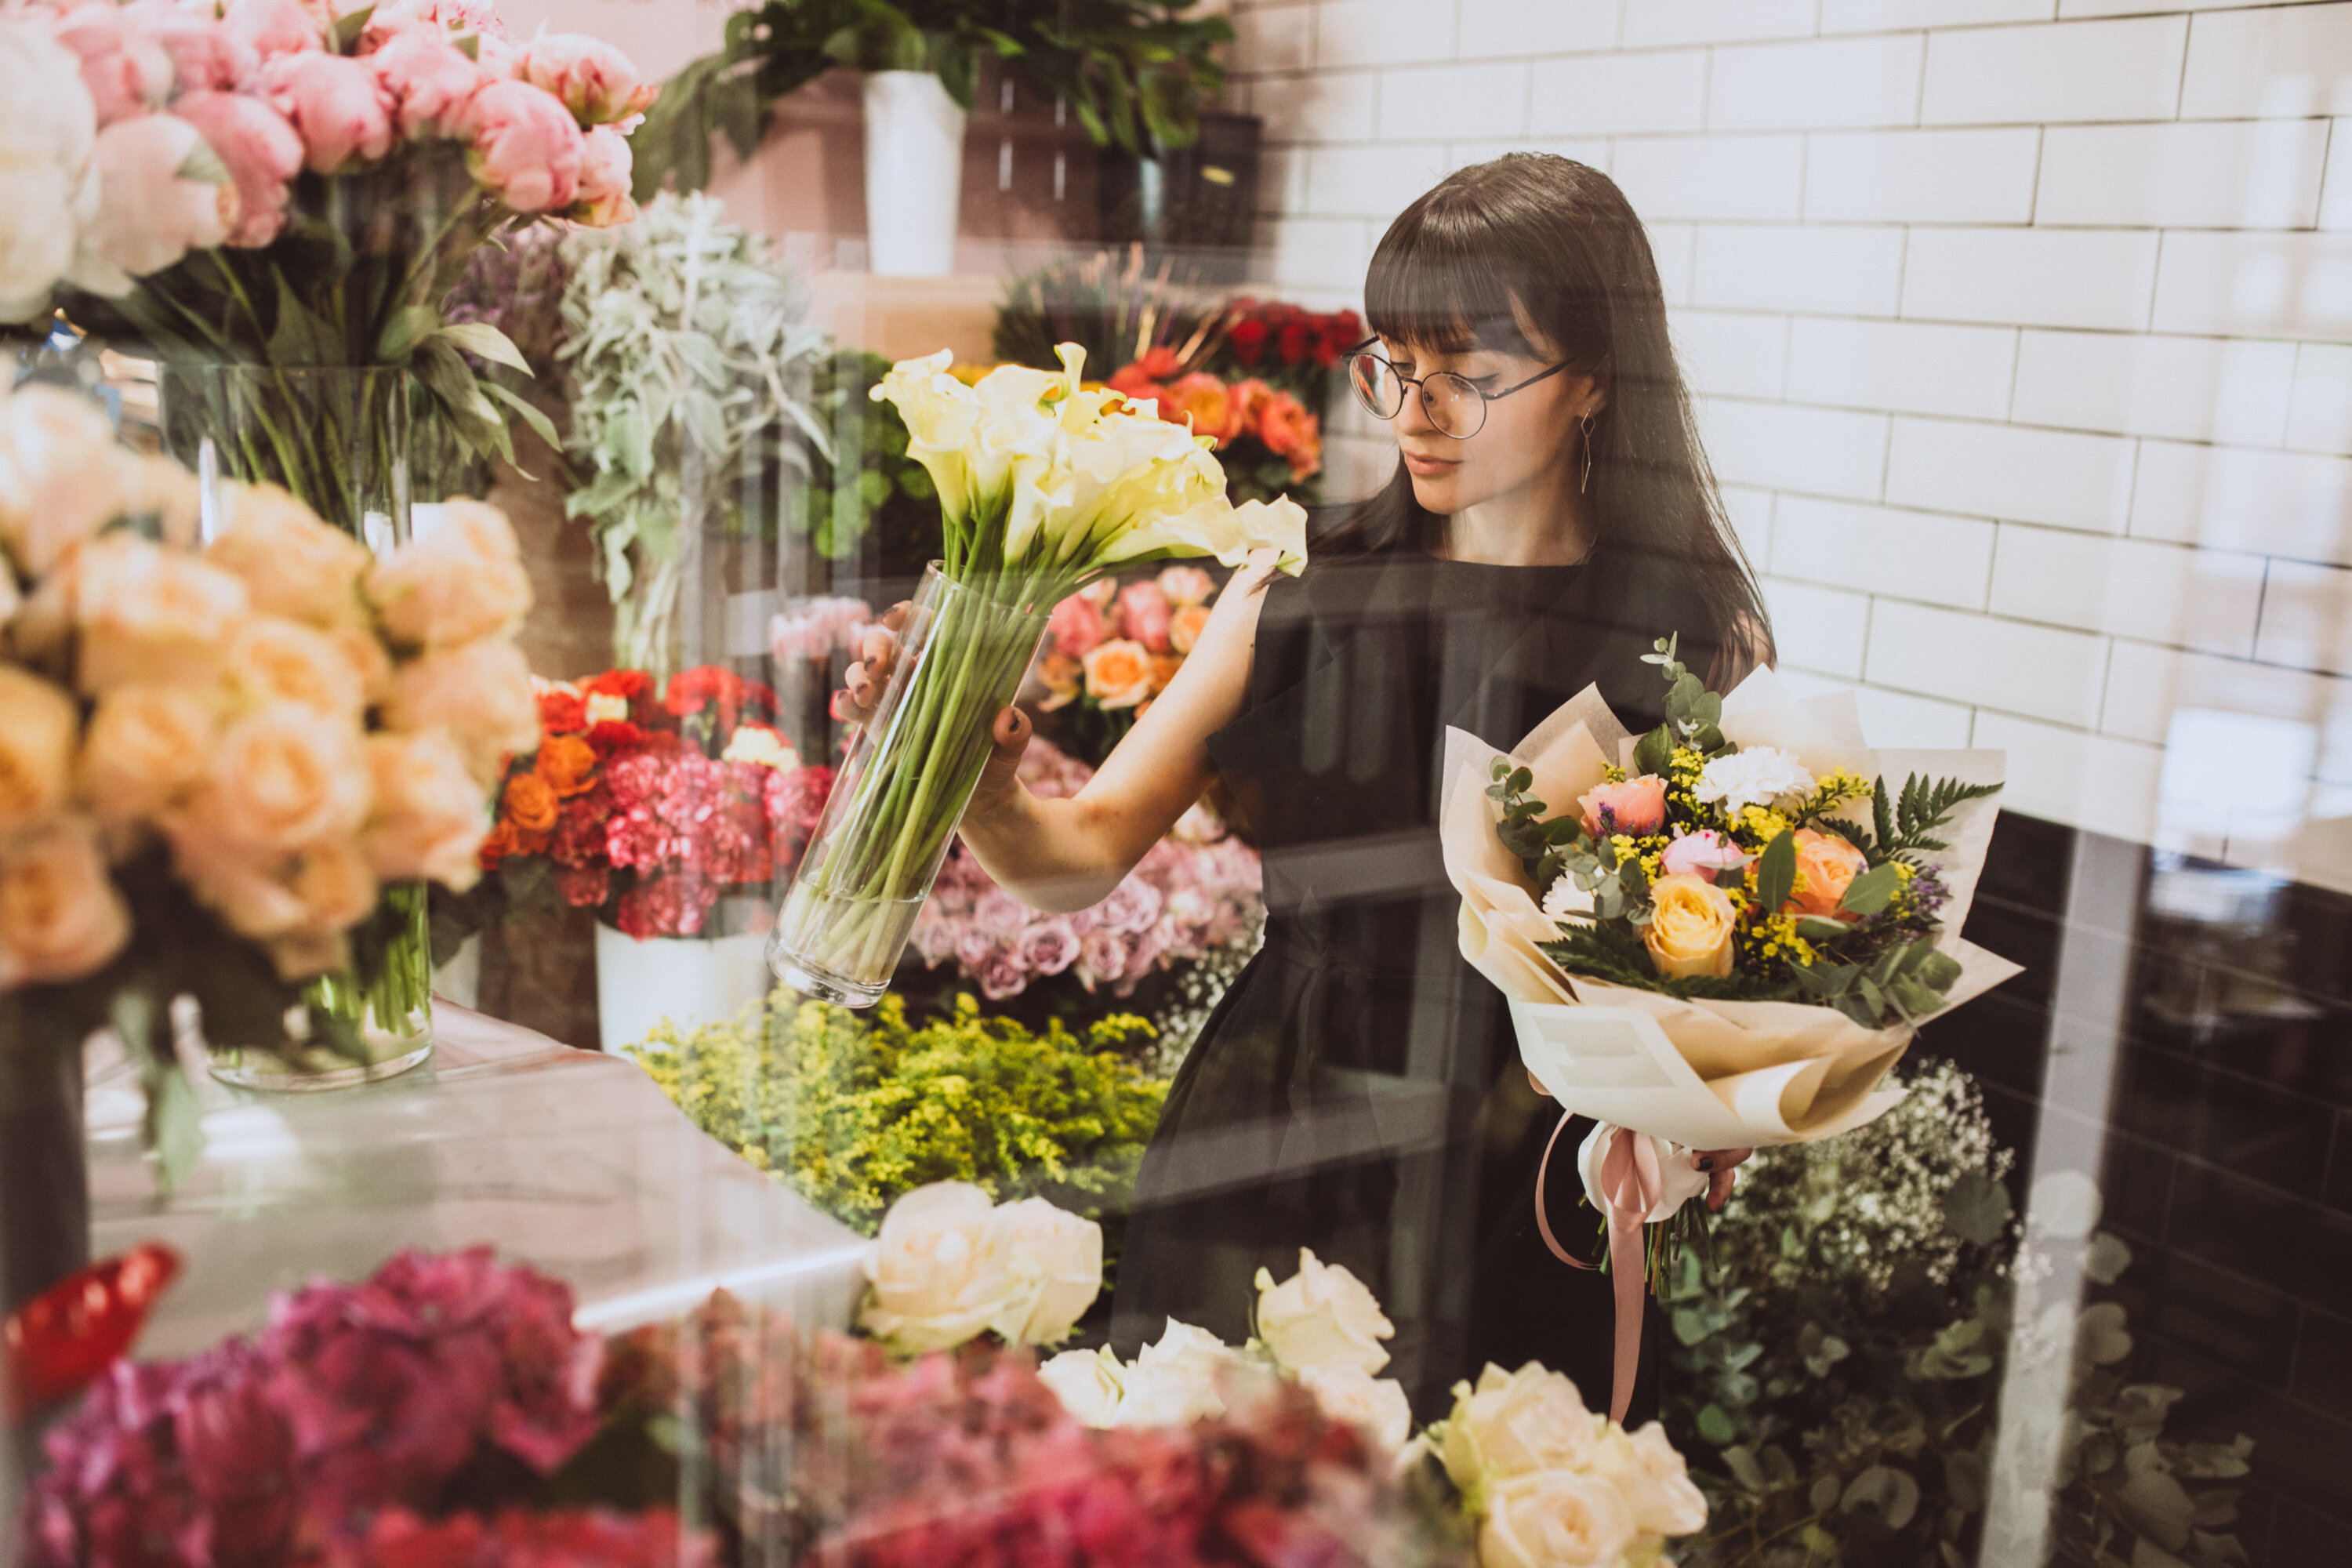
1341;336;1580;438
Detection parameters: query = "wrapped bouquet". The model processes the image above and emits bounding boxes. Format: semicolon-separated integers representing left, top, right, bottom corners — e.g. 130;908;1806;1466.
768;345;1305;1007
1439;637;2016;1418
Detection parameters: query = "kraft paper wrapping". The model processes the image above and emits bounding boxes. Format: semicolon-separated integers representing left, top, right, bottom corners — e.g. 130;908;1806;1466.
1440;670;2023;1149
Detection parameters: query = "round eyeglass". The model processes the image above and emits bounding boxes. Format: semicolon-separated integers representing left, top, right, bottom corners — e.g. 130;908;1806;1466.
1343;338;1578;440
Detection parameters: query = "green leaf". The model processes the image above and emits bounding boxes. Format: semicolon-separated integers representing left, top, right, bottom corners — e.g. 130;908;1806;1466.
2084;1229;2135;1286
376;304;437;362
2115;1469;2197;1552
482;379;560;452
1632;724;1674;779
2078;1301;2133;1367
1723;1445;1766;1493
1842;1465;1921;1530
1793;915;1851;943
1753;829;1797;917
144;1059;205;1192
1838;862;1904;916
330;2;376;53
1941;1171;2012;1245
432;321;534;375
1697;1403;1737;1445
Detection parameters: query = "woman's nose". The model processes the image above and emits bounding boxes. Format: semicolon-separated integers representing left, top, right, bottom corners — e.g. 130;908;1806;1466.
1392;381;1443;437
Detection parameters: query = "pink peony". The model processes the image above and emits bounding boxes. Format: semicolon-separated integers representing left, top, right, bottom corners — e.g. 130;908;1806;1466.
368;30;487;139
570;122;635;226
1578;774;1668;839
361;0;510;52
1116;579;1174;653
460;78;583;212
1015;919;1079;977
1660;827;1750;884
1047;591;1105;659
74;115;237;287
172;90;302;245
521;32;654;125
54;5;175;126
261;49;394;172
134;3;262;93
222;0;322;62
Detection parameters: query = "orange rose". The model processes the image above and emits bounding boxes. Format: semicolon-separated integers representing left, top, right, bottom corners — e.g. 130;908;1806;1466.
1787;829;1870;920
503;771;559;836
1258;390;1323;479
1107;362;1169;412
1228;378;1272;432
477;817;520;871
1148;653;1183;694
1036;652;1082;713
1169;603;1211;655
1165;373;1237;443
533;732;598;798
1082;639;1154;710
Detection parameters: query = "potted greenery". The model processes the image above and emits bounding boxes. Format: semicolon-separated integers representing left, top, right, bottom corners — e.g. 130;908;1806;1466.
630;0;1233;277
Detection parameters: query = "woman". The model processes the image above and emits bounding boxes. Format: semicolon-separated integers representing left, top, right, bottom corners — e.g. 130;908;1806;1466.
844;154;1769;1417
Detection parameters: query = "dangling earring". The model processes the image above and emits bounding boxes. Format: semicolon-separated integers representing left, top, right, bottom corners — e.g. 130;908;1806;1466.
1579;412;1597;495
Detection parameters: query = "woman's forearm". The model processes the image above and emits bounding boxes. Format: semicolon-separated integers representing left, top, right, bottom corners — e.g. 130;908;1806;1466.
954;787;1160;913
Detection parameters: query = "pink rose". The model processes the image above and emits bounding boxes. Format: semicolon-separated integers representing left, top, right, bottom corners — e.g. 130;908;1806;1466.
1118;925;1163;989
1660;828;1749;884
223;0;323;62
1788;829;1870;920
1076;927;1129;990
1016;919;1078;977
520;33;654;126
568;123;633;227
74;116;237;288
1096;877;1162;935
1115;580;1173;654
1047;592;1105;659
977;949;1028;1000
952;926;996;970
262;51;394;172
368;31;486;139
55;6;175;126
1156;565;1215;607
173;91;302;246
1578;774;1667;839
974;887;1029;932
459;79;583;213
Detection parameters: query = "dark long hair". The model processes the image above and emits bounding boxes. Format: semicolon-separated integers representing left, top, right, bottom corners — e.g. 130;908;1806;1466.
1320;153;1772;679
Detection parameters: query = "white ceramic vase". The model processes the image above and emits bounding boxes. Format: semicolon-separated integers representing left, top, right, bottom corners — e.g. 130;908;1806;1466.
862;69;966;278
595;922;775;1054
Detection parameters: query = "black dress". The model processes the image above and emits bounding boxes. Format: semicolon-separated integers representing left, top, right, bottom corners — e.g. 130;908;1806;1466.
1109;538;1723;1420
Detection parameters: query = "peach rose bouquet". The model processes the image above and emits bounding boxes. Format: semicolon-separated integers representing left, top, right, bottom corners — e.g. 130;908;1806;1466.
8;0;651;534
1437;635;2016;1421
0;383;532;1171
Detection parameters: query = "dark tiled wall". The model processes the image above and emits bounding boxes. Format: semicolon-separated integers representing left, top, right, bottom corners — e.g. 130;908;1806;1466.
1926;815;2352;1564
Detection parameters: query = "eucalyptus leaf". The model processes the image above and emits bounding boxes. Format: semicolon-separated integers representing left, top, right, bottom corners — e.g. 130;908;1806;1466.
1838;861;1904;916
432;320;535;375
1754;829;1796;916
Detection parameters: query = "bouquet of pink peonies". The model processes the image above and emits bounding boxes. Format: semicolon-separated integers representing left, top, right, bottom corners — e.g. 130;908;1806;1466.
0;380;535;1159
909;737;1263;1002
2;0;652;529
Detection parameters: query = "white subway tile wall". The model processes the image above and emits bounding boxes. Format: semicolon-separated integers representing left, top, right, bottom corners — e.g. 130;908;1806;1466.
1236;0;2352;881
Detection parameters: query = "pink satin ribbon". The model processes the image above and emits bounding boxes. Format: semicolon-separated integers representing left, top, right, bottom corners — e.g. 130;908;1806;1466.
1535;1115;1662;1425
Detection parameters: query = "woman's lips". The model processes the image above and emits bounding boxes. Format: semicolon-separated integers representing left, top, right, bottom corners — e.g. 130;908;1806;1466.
1401;450;1458;477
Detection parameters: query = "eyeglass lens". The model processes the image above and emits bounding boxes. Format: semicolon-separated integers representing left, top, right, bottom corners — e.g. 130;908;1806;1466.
1348;356;1487;438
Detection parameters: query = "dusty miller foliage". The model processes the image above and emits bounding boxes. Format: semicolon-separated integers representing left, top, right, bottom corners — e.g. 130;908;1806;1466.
559;191;830;673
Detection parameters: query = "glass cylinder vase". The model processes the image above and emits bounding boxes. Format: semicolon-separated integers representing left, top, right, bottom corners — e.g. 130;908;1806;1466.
769;563;1051;1007
159;365;437;1088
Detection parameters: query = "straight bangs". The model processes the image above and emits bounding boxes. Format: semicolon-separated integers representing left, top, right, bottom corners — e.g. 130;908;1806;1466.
1363;201;1541;359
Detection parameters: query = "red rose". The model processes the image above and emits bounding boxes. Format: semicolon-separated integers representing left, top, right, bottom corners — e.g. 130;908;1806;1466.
535;689;586;735
1228;318;1269;366
664;665;746;720
1134;345;1182;381
1276;321;1310;365
585;720;650;755
582;670;652;702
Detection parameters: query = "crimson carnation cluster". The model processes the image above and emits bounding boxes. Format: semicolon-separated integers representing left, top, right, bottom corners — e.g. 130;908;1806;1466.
481;666;833;939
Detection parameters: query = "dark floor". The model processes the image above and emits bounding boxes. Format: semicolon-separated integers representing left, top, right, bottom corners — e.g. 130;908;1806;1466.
1925;813;2352;1565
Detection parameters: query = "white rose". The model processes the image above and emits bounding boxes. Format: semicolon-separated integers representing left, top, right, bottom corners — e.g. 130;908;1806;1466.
384;637;539;785
0;815;130;990
1439;1363;1601;1502
73;533;251;693
205;482;372;626
1578;1125;1710;1228
1599;1422;1708;1539
1295;1363;1414;1451
228;615;366;718
0;664;79;836
1693;746;1816;816
78;681;220;829
858;1181;1021;1356
176;702;370;854
1481;1469;1638;1568
0;384;131;575
1036;1346;1125;1428
1108;1319;1245;1428
1253;1248;1394;1376
361;729;489;891
365;498;532;649
988;1196;1103;1347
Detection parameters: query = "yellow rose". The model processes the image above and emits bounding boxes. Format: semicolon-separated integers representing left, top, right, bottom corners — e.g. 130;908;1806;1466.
361;730;489;891
1642;873;1738;981
227;616;366;719
0;385;132;576
365;499;533;650
179;704;371;854
1480;1470;1638;1568
384;639;540;785
0;665;78;834
78;683;219;829
204;482;372;626
1439;1362;1599;1501
1253;1247;1394;1375
73;534;251;693
0;815;130;989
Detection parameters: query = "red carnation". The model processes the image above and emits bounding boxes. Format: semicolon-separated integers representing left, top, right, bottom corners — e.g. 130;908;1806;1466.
535;689;586;735
582;670;652;702
663;665;745;720
554;862;609;908
585;720;652;755
615;873;717;939
550;785;613;868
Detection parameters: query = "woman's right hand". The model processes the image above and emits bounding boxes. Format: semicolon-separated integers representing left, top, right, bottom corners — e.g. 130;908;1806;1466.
833;603;1032;825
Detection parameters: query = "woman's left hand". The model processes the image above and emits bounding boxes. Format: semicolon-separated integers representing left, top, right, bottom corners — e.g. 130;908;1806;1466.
1526;1068;1752;1210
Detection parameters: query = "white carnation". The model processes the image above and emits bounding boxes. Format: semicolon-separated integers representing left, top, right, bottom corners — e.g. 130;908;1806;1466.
1693;746;1816;815
1541;875;1595;931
